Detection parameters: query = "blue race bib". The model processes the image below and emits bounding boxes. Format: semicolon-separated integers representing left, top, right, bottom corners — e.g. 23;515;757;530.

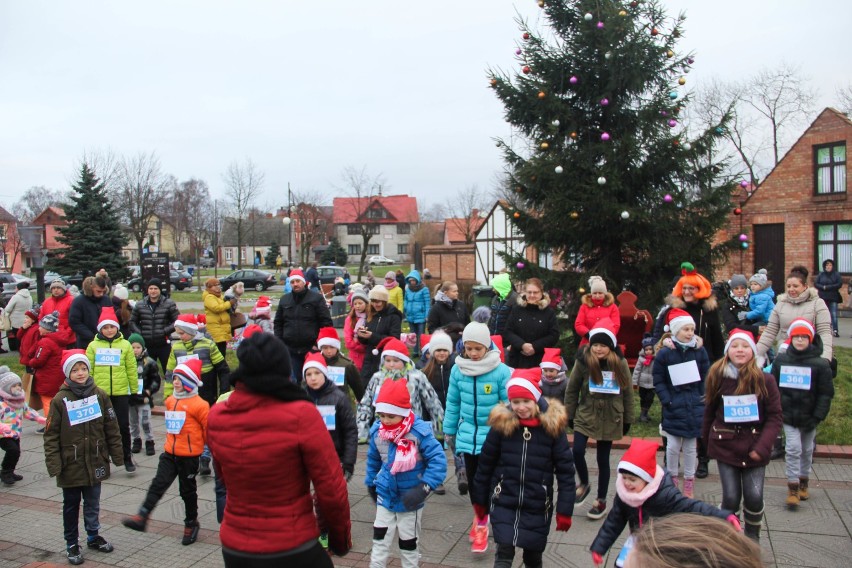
778;366;812;390
64;395;102;426
723;394;759;423
589;371;620;394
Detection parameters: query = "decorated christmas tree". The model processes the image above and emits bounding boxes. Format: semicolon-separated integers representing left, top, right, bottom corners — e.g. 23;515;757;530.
490;0;737;302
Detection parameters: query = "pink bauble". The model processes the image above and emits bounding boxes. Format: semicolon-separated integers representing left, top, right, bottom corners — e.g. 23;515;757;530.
738;234;748;242
601;132;610;141
664;194;673;203
740;180;749;188
515;48;522;55
569;75;578;84
597;21;605;29
516;262;525;269
600;98;609;106
668;119;677;127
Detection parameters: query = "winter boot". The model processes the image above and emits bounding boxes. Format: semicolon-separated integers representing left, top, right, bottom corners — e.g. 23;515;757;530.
122;509;150;532
639;408;650;423
798;477;810;500
182;521;200;545
0;471;16;486
145;440;156;456
786;482;800;509
695;457;709;479
199;456;212;476
683;478;694;498
743;507;763;543
131;438;142;454
770;435;785;460
10;472;23;481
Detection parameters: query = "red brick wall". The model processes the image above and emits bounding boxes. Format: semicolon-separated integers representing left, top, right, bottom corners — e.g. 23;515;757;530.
422;245;476;283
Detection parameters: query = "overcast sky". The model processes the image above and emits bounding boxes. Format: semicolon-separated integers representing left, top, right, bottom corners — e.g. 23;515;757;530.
1;0;849;212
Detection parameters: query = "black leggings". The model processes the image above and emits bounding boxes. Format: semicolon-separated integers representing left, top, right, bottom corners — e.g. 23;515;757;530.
495;543;542;568
222;541;332;568
572;432;613;500
638;387;656;410
0;437;21;472
462;453;481;506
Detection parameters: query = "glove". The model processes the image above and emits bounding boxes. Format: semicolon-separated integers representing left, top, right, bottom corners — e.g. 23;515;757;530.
556;513;572;532
473;503;489;521
623;423;631;436
726;514;742;531
592;551;604;566
343;467;353;482
402;483;431;510
444;434;456;453
568;419;574;430
368;486;378;502
328;528;353;557
737;311;748;321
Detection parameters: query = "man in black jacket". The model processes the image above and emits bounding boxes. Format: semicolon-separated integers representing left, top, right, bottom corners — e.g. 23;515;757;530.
273;269;332;383
130;278;180;370
69;276;112;348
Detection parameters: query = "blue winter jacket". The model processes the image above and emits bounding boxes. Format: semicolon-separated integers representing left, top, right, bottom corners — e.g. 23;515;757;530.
652;344;709;438
365;416;447;513
746;287;775;325
403;271;431;324
443;350;512;455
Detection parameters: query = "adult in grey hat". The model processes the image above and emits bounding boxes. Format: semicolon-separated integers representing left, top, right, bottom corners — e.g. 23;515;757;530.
4;279;33;352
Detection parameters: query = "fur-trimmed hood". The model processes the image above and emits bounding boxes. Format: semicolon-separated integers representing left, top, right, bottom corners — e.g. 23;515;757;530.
516;291;551;310
488;397;567;438
580;292;615;308
667;294;718;313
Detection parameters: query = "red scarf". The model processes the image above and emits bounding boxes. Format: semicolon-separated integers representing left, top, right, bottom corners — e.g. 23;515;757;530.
592;298;605;307
378;410;418;473
641;354;654;367
519;417;540;427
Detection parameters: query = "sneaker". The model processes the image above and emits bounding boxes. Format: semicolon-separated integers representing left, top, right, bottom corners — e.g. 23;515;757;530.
433;484;446;495
471;524;489;553
1;471;17;486
122;513;148;532
683;478;694;498
11;472;23;481
86;535;114;553
199;457;211;476
131;438;142;454
318;532;329;550
587;499;607;520
145;440;156;456
575;483;591;504
125;460;136;474
66;543;84;565
182;521;200;545
833;329;840;338
468;519;477;543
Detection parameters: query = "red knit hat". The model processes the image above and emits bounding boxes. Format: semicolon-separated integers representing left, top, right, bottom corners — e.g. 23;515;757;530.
289;269;306;283
664;308;695;335
302;351;329;380
672;261;712;300
316;327;341;350
175;313;199;333
617;439;659;483
588;318;618;350
490;335;505;362
62;349;90;378
540;347;561;370
96;307;120;331
372;336;411;363
787;318;815;342
375;379;412;416
507;368;542;402
173;358;203;391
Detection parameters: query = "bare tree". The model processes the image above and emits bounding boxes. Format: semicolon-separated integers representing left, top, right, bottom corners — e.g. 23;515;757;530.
116;152;170;260
419;202;447;223
291;190;328;266
81;148;121;193
222;158;265;269
159;177;213;263
11;186;70;224
837;84;852;116
335;166;386;280
445;185;488;244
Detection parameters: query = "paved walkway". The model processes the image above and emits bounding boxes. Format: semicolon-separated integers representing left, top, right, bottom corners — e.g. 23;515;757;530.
1;413;851;568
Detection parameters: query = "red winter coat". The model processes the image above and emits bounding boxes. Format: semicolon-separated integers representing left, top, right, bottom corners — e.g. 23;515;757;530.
207;385;351;555
17;325;41;368
574;293;620;347
39;292;76;348
29;333;66;398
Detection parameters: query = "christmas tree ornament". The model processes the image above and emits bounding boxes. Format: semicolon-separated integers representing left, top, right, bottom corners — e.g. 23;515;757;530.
600;97;609;106
666;50;674;58
673;139;679;146
570;131;577;139
651;27;659;36
538;91;546;99
629;0;638;7
740;180;749;188
605;51;612;59
523;66;531;74
664;194;673;203
597;21;605;29
683;142;691;150
538;0;545;7
555;166;564;174
619;10;627;16
669;91;678;99
687;57;695;64
490;79;498;87
661;110;668;116
540;142;549;149
569;75;578;84
515;48;522;55
584;13;593;21
738;234;748;242
570;211;579;219
552;119;560;126
678;77;686;85
601;132;610;141
715;126;724;134
523;32;530;40
733;207;742;215
513;212;521;219
597;176;607;185
621;211;630;219
668;119;677;127
578;287;586;294
516;262;525;269
742;242;749;249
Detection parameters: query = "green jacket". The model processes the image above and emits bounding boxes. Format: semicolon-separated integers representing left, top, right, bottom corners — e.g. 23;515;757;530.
43;382;124;487
86;333;137;396
164;334;227;398
564;355;634;442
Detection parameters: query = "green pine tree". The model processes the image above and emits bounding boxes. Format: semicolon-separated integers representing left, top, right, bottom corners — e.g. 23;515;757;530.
265;240;280;268
49;163;128;279
321;237;348;266
490;0;738;302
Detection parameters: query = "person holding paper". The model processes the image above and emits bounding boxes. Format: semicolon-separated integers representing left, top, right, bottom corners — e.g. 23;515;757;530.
652;309;710;498
701;330;782;542
316;326;363;401
769;319;834;510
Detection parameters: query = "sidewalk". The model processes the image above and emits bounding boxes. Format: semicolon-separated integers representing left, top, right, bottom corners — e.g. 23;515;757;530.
1;413;851;568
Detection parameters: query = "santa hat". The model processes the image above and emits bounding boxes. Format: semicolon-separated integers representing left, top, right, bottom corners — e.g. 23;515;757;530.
419;334;432;354
664;308;695;336
174;313;199;333
375;378;412;416
588;319;618;350
372;336;411;364
507;368;542;402
96;307;120;331
302;351;329;380
316;327;341;350
173;358;203;392
491;335;505;362
241;324;264;340
787;318;815;342
672;262;713;300
62;349;91;378
539;347;562;370
289;269;306;283
617;439;659;483
255;296;271;313
724;329;757;356
196;314;207;327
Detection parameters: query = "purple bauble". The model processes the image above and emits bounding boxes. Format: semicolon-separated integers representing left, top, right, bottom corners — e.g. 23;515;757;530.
515;48;522;55
664;194;673;203
569;75;578;84
661;110;668;116
740;180;749;188
668;119;677;128
516;262;525;269
739;234;748;242
687;57;695;64
597;21;605;29
601;132;610;141
600;97;609;106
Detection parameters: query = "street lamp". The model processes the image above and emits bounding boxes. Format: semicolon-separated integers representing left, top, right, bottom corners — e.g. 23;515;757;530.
282;183;296;265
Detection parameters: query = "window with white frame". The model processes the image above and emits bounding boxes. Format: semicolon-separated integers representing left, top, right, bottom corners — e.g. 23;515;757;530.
816;222;852;274
348;244;361;255
814;143;846;194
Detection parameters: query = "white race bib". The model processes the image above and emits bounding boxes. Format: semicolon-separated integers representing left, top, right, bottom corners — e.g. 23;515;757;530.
95;348;121;367
176;354;200;365
588;371;620;394
165;410;186;434
668;360;701;386
723;394;759;423
317;405;336;430
327;366;346;387
779;366;812;390
65;395;102;426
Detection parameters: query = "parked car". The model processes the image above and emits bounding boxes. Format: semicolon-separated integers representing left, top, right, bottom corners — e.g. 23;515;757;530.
43;271;62;285
198;257;216;268
318;265;346;285
126;270;192;293
218;269;276;292
0;273;18;307
59;273;86;289
366;255;395;266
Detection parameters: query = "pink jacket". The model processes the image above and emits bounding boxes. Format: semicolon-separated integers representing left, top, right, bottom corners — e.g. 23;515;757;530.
343;314;366;371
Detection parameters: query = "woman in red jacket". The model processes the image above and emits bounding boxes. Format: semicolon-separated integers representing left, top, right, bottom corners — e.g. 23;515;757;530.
207;331;351;568
39;280;76;349
574;276;620;347
27;311;67;411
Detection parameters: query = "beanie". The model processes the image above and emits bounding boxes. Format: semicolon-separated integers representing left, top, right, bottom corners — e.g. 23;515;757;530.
724;329;757;357
174;314;199;334
641;334;656;349
235;332;292;379
350;287;369;305
39;310;60;333
289;269;306;283
617;439;659;483
385;271;396;281
302;351;329;381
588;318;618;350
96;307;120;331
540;347;562;370
749;268;768;289
372;336;411;363
728;274;748;289
173;358;204;392
787;318;815;342
50;279;67;292
462;322;491;348
471;306;491;324
368;286;389;303
113;283;129;301
316;327;341;350
147;278;163;292
672;262;712;300
588;276;607;294
507;368;542;402
24;305;40;322
127;333;145;348
375;379;412;416
664;308;695;336
0;366;23;401
429;331;453;354
62;349;90;378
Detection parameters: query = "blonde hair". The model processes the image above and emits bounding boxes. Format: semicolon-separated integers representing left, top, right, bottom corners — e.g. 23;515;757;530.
629;514;763;568
705;350;767;403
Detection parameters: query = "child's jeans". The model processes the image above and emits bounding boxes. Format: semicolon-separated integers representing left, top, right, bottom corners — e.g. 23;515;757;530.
665;434;697;479
63;485;101;545
141;453;199;524
494;543;543;568
129;405;154;442
638;387;656;410
783;424;817;482
717;462;765;531
0;437;21;472
371;506;422;568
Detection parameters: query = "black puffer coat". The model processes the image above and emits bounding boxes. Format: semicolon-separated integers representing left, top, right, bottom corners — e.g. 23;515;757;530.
652;344;709;438
130;296;180;347
427;299;470;333
815;265;843;304
488;290;517;336
305;377;358;475
502;294;560;369
274;289;333;355
770;336;834;430
420;356;456;409
358;304;403;383
653;296;725;362
717;286;761;337
472;398;575;551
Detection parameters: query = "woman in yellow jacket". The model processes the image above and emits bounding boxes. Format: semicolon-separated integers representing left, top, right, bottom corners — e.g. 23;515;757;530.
203;278;234;357
383;270;404;313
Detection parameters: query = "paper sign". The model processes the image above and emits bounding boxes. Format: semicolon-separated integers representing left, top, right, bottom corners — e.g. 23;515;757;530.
95;348;121;367
327;366;346;387
176;354;200;365
669;360;701;386
723;394;759;423
779;366;812;390
616;535;635;568
588;371;620;394
64;395;102;426
318;405;336;430
165;411;186;434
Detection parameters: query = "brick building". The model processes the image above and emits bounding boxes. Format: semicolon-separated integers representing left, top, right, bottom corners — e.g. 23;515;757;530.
718;108;850;298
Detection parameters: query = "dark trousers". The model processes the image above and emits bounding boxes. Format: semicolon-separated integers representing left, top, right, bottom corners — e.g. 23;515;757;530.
462;453;481;506
572;432;613;500
7;328;20;351
216;341;227;359
638;387;656;410
62;485;101;545
142;453;199;524
0;437;21;472
109;395;132;463
718;462;765;521
215;475;227;523
289;351;307;384
222;541;332;568
494;543;543;568
146;343;171;373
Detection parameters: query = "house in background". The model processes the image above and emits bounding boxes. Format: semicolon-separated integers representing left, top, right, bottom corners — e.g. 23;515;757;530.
717;108;851;300
217;212;292;269
444;210;485;245
333;194;418;264
0;206;22;273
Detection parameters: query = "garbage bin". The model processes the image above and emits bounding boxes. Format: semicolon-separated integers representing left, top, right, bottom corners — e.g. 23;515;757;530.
331;295;348;329
472;285;494;310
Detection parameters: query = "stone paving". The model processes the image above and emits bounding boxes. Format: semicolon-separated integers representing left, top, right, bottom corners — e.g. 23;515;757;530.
1;413;851;568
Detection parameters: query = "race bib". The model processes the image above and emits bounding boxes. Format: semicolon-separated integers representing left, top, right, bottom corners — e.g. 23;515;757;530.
723;394;759;423
588;371;620;394
616;535;635;568
317;405;336;430
65;395;102;426
95;348;121;367
779;366;812;390
137;377;144;395
165;411;186;434
327;366;346;387
176;354;200;365
669;360;701;386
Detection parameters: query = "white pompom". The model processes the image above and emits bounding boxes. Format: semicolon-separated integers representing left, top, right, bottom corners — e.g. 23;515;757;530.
372;348;380;356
